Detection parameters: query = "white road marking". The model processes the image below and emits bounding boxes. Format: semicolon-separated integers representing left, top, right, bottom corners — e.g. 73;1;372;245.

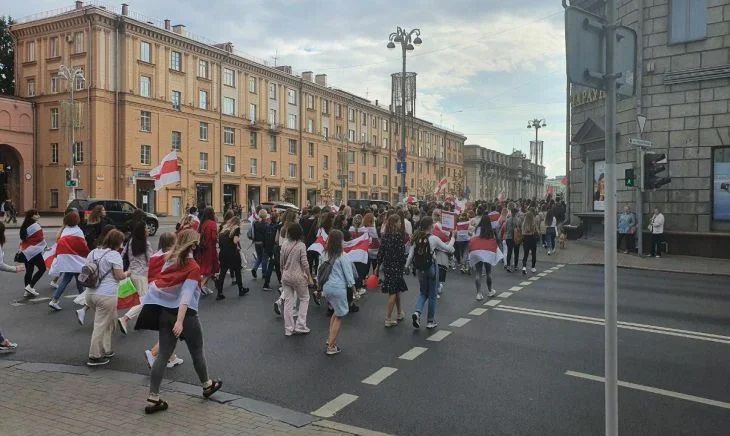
449;318;471;327
469;308;488;316
399;347;428;361
509;286;523;291
362;367;398;386
427;330;452;342
528;277;540;281
497;292;513;298
537;273;548;277
543;270;554;273
565;371;730;410
519;281;532;286
557;264;566;267
312;393;359;418
495;305;730;344
484;299;502;307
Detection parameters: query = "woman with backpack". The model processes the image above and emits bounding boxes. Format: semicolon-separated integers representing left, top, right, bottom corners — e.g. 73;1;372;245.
216;216;247;300
469;216;502;300
19;209;47;298
406;217;454;330
116;221;152;334
376;215;408;327
521;210;539;275
84;229;130;366
195;207;219;295
321;229;355;355
279;223;313;335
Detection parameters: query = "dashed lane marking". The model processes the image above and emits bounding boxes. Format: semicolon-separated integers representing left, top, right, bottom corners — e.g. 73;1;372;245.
426;330;452;342
469;308;488;316
449;318;472;327
528;277;540;281
557;264;566;267
484;299;502;307
509;286;523;291
312;393;359;418
543;270;554;273
497;292;513;298
565;371;730;410
537;273;548;277
362;367;398;386
399;347;428;361
519;281;532;286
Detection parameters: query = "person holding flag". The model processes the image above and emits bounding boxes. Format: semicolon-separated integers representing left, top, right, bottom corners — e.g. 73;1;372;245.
48;212;90;312
454;213;471;274
19;209;47;298
468;216;503;300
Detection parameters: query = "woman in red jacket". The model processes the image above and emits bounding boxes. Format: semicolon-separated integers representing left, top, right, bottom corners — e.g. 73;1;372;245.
195;208;220;295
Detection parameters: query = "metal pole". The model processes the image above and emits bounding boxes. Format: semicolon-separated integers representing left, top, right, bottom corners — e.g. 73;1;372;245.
636;147;643;256
69;74;76;204
604;0;619;434
400;46;407;201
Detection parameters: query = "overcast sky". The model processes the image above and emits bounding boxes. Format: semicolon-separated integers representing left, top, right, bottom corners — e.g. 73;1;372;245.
8;0;568;177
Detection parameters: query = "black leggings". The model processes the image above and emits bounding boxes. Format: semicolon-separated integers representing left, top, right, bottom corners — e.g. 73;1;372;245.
354;262;369;289
522;235;537;268
474;262;492;293
308;252;320;277
24;253;46;287
506;240;521;268
216;265;243;295
438;265;447;283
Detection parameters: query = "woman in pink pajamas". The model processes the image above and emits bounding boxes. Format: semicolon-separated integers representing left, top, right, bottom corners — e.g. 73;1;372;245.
279;222;313;336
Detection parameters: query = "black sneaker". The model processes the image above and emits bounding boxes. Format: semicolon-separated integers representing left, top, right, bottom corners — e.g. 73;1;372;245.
238;288;249;297
216;294;226;301
86;357;110;367
349;304;359;313
251;269;257;279
412;312;421;329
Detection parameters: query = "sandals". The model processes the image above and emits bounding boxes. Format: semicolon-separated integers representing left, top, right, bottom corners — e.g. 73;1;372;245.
144;398;168;414
203;379;223;399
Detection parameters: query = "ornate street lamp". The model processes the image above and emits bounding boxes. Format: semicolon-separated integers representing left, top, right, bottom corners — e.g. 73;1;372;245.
58;64;85;204
527;117;547;166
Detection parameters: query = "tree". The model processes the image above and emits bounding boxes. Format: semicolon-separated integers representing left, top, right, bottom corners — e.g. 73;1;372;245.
0;16;15;96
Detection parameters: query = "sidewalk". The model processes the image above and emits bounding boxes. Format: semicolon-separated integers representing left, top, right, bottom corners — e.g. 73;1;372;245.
543;239;730;276
0;360;386;436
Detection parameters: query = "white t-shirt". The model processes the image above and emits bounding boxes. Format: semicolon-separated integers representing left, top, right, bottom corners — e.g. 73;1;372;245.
86;248;124;297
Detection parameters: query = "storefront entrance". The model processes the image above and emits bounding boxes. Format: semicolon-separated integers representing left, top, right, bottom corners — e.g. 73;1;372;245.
136;179;156;213
223;184;239;212
196;183;213;210
247;185;261;210
284;188;298;205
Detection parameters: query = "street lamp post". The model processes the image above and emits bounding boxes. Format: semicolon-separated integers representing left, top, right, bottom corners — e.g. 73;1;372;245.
527;118;547;166
58;64;85;204
388;27;422;202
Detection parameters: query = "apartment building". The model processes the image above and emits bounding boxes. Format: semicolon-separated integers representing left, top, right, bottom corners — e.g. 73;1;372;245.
10;1;465;216
463;144;546;201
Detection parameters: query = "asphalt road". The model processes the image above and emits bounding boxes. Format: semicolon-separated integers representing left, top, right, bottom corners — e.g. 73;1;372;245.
1;226;729;435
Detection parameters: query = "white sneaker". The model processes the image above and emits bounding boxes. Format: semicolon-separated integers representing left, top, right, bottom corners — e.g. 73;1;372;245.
76;307;86;325
144;350;155;368
357;288;367;297
117;317;128;335
49;280;58;289
49;301;62;311
438;283;443;294
487;289;497;297
476;292;484;301
167;357;184;368
531;268;537;273
24;285;39;297
426;321;439;329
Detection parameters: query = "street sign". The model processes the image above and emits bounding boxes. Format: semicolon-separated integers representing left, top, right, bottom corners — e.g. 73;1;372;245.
396;161;407;174
397;149;406;161
629;138;653;148
636;114;647;134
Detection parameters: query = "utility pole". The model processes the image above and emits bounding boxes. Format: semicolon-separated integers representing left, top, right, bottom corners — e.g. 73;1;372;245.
59;65;85;205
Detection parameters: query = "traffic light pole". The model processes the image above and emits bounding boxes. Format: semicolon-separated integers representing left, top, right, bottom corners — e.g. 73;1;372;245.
636;147;644;257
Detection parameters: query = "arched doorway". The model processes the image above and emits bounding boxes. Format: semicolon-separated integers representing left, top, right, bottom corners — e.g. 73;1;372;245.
0;144;23;211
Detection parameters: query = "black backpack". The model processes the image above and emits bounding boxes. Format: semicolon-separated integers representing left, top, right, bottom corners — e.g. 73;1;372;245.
412;234;433;272
78;250;112;288
317;257;335;290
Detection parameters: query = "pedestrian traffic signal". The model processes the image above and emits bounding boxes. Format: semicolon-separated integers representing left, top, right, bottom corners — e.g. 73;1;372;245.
65;168;77;187
643;152;671;190
624;168;635;187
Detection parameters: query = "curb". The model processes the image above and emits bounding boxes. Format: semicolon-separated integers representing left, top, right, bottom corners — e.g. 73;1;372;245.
540;259;730;277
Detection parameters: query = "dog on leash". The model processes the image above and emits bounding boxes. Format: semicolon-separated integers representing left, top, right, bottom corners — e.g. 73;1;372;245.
558;231;567;249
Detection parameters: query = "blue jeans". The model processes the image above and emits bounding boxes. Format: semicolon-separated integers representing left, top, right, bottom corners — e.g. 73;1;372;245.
53;272;84;300
546;228;556;250
252;245;270;276
415;263;439;322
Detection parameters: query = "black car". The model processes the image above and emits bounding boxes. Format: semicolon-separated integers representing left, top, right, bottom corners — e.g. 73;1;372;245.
346;199;391;211
65;198;159;236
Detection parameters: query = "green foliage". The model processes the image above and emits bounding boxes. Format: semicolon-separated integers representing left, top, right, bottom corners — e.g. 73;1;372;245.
0;16;14;96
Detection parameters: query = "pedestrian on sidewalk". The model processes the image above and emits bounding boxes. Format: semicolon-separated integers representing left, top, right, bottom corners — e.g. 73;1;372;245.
521;210;539;275
0;222;25;276
279;222;312;336
116;222;153;334
48;212;90;311
545;207;558;255
3;199;17;224
469;215;502;300
19;209;47;298
377;215;408;327
617;206;636;254
135;229;222;414
322;230;354;355
84;229;130;367
216;216;246;299
649;208;665;258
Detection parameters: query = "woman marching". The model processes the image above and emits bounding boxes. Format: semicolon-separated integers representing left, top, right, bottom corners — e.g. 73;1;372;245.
279;222;313;336
195;207;220;295
468;215;503;300
322;230;355;355
48;212;90;311
216;216;247;299
116;221;152;334
83;205;110;250
0;222;25;352
135;229;222;414
521;209;539;275
19;209;47;298
376;215;408;327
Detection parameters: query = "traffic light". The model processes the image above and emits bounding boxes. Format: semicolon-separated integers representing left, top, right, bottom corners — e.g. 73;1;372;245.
65;168;77;187
643;152;671;190
624;168;635;187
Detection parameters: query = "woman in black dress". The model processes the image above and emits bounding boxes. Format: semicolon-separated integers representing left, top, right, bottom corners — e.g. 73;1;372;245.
376;215;407;327
215;217;247;299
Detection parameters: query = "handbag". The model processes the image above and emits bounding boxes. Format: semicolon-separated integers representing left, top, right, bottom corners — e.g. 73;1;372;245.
14;251;26;263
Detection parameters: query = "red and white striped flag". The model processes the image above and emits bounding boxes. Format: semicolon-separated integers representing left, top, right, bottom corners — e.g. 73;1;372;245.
432;222;451;243
307;228;328;255
143;259;202;309
488;211;501;231
434;177;448;195
20;222;47;261
147;249;168;282
43;243;57;271
455;221;470;242
150;151;181;191
48;226;90;276
468;237;504;266
343;232;370;264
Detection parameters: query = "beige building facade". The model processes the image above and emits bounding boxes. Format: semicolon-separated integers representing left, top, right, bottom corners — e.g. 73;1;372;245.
11;2;465;216
0;96;35;212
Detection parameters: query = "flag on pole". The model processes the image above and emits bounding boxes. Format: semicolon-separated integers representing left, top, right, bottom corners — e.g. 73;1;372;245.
150;151;181;191
434;177;448;195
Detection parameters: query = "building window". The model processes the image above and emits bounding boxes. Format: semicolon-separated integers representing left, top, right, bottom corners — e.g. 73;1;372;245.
72;142;83;163
323;155;329;170
140;111;151;132
348;108;355;122
140;145;151;165
170;51;182;71
199;122;208;141
361;172;366;185
50;143;58;164
383;175;388;186
74;70;85;91
250;158;258;175
287;89;296;105
348;152;355;164
26;41;35;62
199;152;208;170
199;90;208;110
224;127;235;145
322;100;329;114
270;161;277;176
348;129;355;142
306;94;314;109
49;37;59;58
308;165;315;179
171;90;181;111
348;171;354;183
74;32;84;53
288;139;297;155
372;155;377;167
50;108;59;129
372;174;377;185
382;137;389;149
250;132;258;148
50;74;60;93
223;97;235;116
224;156;236;173
223;68;235;87
27;79;35;97
307;119;314;133
140;41;151;63
248;77;257;93
323;126;329;139
50;189;59;208
361;113;367;126
269;109;277;125
336;125;342;137
383;120;388;131
269;83;277;99
361;153;367;165
288;114;297;129
249;103;257;121
269;135;277;152
383;156;389;169
670;0;707;44
308;142;315;157
289;163;297;178
171;131;182;151
335;104;342;118
140;76;151;97
198;60;209;79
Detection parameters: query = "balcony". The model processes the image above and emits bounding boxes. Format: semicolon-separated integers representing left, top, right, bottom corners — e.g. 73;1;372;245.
247;119;265;131
360;142;379;154
268;123;283;134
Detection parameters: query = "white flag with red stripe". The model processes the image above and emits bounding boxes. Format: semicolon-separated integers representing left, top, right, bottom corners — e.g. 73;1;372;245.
147;250;168;282
343;232;370;264
43;243;57;271
455;221;470;242
150;151;181;191
48;226;90;275
307;228;328;255
143;259;202;310
488;211;501;231
468;237;504;266
20;222;47;260
434;177;448;195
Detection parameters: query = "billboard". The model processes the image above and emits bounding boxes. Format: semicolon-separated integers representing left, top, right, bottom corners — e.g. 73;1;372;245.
593;160;606;212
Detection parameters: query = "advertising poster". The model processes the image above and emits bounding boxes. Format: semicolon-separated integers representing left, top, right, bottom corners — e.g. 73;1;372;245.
593;160;606;212
713;147;730;221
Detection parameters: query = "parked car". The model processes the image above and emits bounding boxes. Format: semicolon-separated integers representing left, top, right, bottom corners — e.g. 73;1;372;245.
65;199;159;236
346;199;391;211
260;201;300;214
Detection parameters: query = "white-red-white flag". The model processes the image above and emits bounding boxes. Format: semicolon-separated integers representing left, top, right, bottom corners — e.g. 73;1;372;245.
150;151;181;191
434;177;448;195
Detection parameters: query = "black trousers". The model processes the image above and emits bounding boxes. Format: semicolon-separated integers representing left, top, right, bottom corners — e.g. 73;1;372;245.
506;240;521;268
216;264;243;295
650;233;664;256
522;235;537;268
24;253;46;287
617;232;634;252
